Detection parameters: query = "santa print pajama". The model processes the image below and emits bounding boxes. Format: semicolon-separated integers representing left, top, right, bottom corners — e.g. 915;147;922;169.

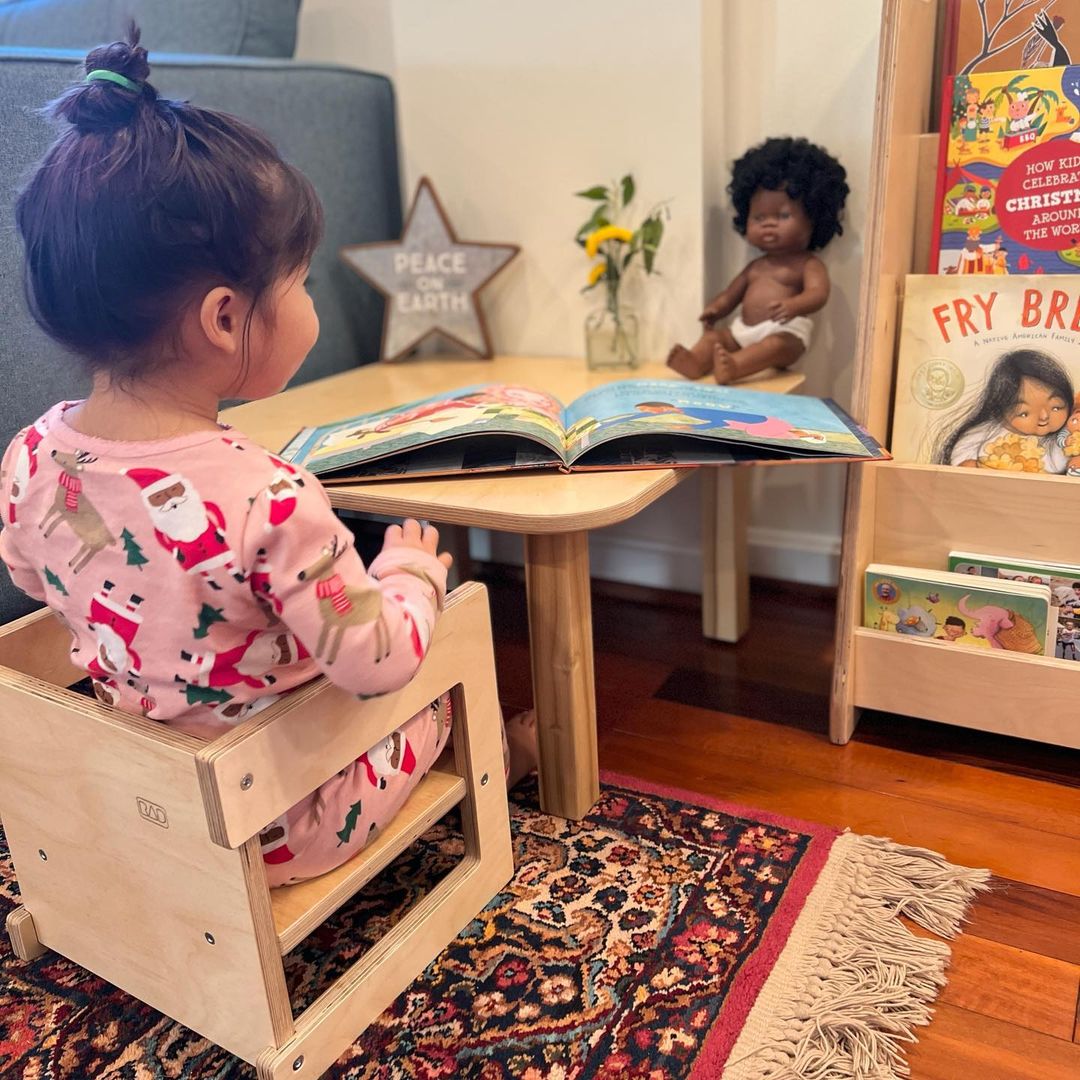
0;401;454;885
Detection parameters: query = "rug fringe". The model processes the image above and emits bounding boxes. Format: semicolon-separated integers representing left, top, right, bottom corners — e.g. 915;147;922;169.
722;832;991;1079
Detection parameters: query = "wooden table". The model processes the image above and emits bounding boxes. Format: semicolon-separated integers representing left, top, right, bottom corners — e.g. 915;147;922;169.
225;356;804;819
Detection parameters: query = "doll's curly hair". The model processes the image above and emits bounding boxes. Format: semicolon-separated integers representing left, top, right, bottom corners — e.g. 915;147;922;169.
728;137;849;251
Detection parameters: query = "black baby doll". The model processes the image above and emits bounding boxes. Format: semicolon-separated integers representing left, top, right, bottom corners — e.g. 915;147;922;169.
668;137;849;384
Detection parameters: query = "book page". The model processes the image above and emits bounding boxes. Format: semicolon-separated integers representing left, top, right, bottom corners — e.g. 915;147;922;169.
562;379;882;464
279;383;568;475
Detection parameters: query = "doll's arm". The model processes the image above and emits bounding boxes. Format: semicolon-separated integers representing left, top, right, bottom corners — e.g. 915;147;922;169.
767;257;830;322
701;268;750;324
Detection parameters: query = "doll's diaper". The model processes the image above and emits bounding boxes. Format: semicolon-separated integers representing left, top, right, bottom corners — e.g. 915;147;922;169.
730;313;813;349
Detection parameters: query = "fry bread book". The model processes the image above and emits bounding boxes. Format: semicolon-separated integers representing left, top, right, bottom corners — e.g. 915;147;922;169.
864;564;1056;655
930;62;1080;274
278;380;887;482
892;274;1080;470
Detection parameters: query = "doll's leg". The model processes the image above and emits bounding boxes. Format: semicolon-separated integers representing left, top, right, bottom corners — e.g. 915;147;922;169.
714;330;805;385
667;327;723;380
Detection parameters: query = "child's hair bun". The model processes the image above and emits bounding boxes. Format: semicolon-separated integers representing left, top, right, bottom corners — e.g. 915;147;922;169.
51;23;157;134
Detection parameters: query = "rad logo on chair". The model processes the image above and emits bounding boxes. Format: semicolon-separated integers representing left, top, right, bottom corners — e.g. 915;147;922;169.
136;797;169;829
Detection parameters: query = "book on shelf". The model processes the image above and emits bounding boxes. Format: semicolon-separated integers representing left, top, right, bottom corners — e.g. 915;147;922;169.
929;59;1080;274
892;274;1080;471
940;1;1080;80
279;379;887;483
949;549;1080;660
864;563;1056;655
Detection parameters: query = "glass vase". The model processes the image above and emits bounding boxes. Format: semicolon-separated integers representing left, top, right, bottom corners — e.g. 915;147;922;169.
585;296;640;371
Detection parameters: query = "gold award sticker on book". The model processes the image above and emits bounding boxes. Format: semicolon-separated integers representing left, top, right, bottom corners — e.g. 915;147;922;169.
911;358;965;409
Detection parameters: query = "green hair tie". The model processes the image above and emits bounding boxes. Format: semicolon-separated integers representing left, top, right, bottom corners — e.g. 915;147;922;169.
85;69;141;93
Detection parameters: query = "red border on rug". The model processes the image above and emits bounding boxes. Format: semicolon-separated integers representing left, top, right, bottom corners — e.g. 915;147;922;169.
598;769;841;1078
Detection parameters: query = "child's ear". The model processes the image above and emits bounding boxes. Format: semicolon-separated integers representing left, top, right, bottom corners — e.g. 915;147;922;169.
198;286;245;355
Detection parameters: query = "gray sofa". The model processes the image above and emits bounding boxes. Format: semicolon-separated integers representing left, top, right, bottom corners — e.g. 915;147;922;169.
0;6;403;621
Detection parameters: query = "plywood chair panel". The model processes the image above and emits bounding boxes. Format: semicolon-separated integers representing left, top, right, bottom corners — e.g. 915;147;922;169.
1;582;513;1076
0;675;292;1063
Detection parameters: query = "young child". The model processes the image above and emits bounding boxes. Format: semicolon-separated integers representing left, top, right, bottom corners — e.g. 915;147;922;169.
1057;391;1080;476
666;137;848;385
0;31;534;887
933;349;1072;472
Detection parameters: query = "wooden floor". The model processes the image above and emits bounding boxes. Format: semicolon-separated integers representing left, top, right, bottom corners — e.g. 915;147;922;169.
480;566;1080;1080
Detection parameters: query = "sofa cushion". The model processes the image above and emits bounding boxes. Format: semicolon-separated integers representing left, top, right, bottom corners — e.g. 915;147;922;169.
0;0;303;58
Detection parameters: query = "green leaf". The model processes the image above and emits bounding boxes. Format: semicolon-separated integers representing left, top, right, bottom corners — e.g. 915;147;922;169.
642;217;664;273
575;185;609;200
621;174;635;206
623;248;637;271
575;207;610;245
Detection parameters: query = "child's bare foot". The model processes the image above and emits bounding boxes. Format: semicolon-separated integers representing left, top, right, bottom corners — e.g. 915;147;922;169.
713;345;737;384
667;344;710;380
505;709;538;789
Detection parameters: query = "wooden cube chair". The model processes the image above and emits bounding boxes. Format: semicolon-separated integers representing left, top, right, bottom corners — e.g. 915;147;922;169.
0;581;512;1079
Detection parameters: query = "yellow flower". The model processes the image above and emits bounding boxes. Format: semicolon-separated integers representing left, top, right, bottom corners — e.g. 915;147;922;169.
585;225;633;258
586;261;606;287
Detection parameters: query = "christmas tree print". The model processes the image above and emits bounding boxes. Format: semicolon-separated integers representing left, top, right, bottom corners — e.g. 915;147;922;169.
44;566;69;597
193;603;226;639
182;683;232;707
121;529;149;571
337;800;363;846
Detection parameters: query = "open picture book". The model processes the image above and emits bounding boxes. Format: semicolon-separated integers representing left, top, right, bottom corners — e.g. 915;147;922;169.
279;379;887;482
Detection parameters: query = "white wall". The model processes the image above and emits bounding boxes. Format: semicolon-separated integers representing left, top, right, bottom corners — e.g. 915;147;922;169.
297;0;884;589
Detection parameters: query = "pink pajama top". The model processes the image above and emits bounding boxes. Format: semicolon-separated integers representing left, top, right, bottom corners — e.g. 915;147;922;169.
0;402;450;884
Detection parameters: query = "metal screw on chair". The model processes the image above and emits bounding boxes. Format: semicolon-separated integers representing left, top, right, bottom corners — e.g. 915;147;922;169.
480;773;489;786
38;849;47;862
240;773;254;790
292;1055;304;1071
204;932;216;945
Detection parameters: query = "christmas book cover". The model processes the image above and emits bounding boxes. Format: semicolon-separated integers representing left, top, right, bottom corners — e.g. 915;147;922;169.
863;564;1056;655
891;274;1080;471
930;61;1080;273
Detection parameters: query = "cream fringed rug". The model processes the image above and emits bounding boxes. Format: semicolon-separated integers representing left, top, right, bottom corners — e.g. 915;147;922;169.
1;773;988;1078
720;830;989;1078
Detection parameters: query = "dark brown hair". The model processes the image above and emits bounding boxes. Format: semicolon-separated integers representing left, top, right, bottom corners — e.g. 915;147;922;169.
15;25;324;380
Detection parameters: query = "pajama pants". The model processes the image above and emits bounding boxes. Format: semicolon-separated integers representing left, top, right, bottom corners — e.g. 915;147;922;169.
260;695;513;887
261;694;454;887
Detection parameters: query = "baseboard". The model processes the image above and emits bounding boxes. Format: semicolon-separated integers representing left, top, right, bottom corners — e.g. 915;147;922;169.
468;525;840;591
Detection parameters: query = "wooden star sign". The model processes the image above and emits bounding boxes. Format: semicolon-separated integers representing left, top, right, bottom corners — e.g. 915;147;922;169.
340;177;520;363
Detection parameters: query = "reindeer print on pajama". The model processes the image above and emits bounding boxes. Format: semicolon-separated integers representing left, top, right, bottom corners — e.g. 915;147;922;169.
0;402;451;885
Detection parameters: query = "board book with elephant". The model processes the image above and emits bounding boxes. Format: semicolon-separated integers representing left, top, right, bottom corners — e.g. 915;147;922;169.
893;275;1080;471
948;549;1080;660
864;564;1056;655
279;379;886;482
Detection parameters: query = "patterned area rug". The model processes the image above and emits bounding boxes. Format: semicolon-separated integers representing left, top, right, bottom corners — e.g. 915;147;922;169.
0;772;988;1079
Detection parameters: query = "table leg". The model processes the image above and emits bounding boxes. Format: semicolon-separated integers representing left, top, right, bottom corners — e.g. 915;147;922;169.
523;531;599;820
701;468;751;642
442;524;474;590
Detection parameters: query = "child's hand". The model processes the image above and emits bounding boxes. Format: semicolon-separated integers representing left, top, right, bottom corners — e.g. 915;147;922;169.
383;519;453;569
700;302;724;323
